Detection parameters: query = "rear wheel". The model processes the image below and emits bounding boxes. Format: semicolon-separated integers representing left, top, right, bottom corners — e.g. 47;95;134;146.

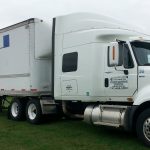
26;99;42;124
136;109;150;147
9;98;25;121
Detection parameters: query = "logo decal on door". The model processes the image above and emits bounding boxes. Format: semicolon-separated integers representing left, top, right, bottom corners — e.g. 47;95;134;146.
109;76;128;89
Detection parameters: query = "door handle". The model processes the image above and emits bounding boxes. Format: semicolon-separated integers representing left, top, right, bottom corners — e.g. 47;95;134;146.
105;71;112;74
105;78;109;87
124;70;129;75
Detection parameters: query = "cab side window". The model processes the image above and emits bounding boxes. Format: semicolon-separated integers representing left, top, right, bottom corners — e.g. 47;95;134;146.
123;44;134;69
62;52;78;72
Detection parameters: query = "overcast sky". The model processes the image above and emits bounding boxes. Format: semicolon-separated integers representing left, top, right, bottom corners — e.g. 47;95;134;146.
0;0;150;34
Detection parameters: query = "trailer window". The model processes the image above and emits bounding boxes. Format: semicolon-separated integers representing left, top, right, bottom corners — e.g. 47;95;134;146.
62;52;78;72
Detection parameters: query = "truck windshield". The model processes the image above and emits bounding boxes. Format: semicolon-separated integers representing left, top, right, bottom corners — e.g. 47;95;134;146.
131;41;150;66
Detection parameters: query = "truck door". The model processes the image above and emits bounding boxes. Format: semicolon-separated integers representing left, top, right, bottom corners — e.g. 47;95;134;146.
104;43;137;98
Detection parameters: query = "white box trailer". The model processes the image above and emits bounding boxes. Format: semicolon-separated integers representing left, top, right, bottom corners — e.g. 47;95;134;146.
2;13;150;146
0;18;52;96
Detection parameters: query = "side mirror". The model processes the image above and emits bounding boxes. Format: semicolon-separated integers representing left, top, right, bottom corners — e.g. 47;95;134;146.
109;42;119;66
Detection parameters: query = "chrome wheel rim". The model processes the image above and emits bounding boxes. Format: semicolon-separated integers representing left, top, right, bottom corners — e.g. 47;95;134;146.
28;103;37;120
11;102;19;117
143;118;150;141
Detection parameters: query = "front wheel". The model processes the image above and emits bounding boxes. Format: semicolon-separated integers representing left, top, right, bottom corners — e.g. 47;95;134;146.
136;109;150;147
26;99;42;124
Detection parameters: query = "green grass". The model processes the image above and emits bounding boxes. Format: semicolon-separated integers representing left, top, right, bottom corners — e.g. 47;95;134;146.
0;111;149;150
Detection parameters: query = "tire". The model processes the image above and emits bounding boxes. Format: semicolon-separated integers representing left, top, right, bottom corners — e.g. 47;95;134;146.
26;99;42;124
9;98;26;121
136;109;150;147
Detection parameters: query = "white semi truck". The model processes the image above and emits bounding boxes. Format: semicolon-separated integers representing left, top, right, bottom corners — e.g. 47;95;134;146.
0;13;150;146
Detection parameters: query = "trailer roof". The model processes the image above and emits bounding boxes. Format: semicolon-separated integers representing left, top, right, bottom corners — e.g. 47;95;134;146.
0;18;42;33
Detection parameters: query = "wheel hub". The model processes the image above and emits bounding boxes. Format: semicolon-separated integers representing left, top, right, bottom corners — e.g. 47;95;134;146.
143;118;150;141
11;102;19;117
28;103;37;120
